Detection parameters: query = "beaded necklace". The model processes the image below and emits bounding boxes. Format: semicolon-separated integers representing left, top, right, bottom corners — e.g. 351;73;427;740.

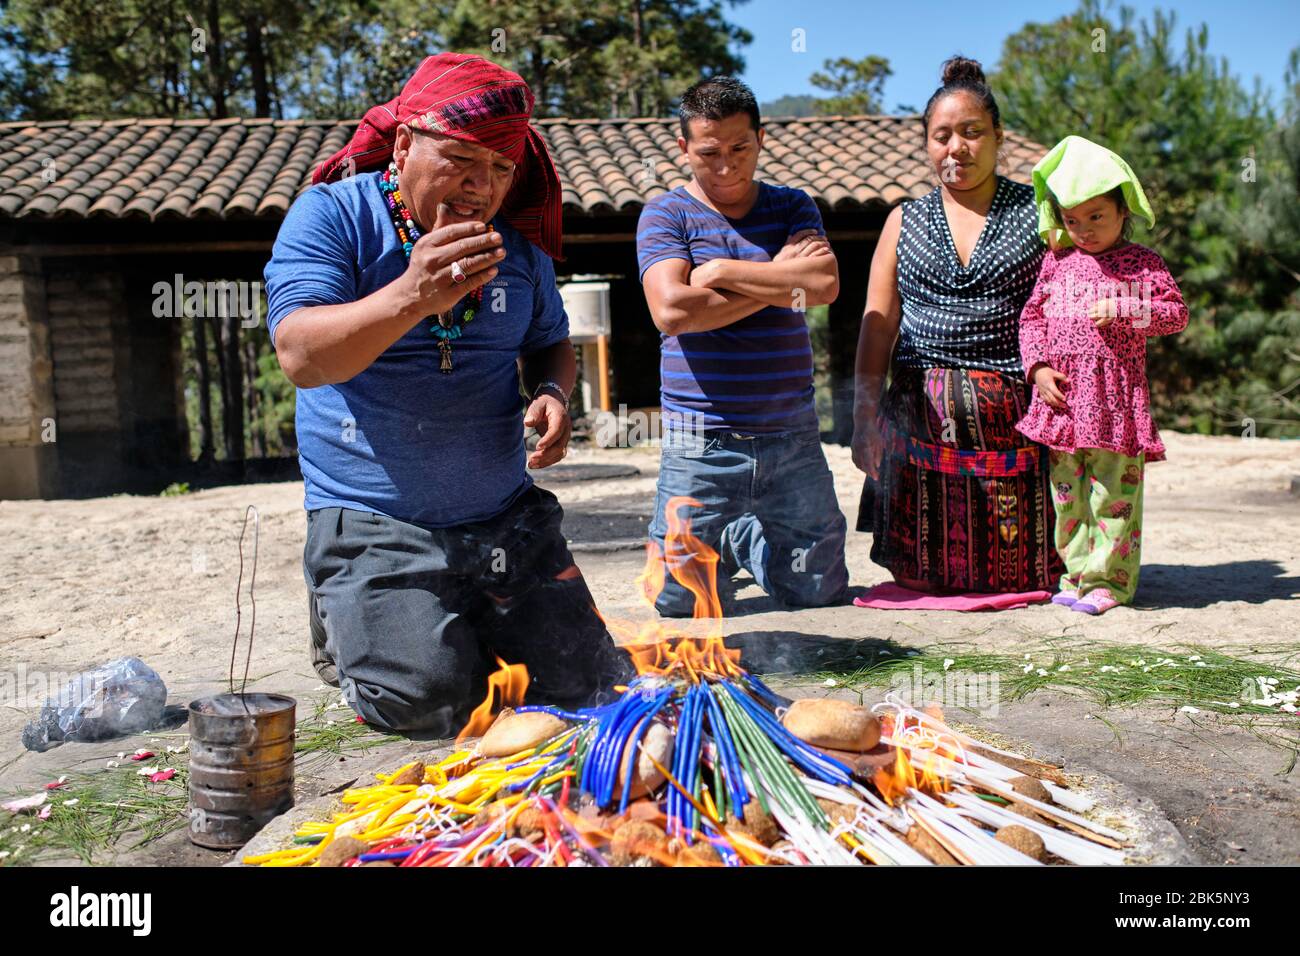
379;162;485;374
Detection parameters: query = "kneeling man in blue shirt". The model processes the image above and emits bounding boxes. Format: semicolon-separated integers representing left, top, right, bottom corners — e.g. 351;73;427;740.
265;54;629;736
636;77;850;617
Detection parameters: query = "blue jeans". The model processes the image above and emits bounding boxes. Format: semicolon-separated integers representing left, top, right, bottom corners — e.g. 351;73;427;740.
649;428;849;618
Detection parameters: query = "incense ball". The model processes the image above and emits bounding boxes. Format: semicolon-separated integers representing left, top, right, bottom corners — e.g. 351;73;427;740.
469;801;509;830
904;824;960;866
1009;775;1051;803
676;841;722;867
782;699;881;752
627;800;661;822
318;835;370;867
996;824;1048;862
726;800;780;847
617;720;674;799
509;805;548;839
610;819;671;866
478;709;570;758
816;797;857;827
389;761;425;786
768;840;802;865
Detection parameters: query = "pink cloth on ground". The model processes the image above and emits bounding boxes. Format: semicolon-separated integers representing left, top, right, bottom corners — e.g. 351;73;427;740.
853;582;1052;611
1015;242;1188;462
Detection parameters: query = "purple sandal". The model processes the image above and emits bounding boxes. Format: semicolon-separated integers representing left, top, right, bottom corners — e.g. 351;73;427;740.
1072;588;1120;615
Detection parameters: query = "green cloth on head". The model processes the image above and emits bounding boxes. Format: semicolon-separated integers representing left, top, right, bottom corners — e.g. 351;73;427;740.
1031;135;1154;248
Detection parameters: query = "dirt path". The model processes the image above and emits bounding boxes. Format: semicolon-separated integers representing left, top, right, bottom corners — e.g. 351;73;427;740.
1;431;1297;863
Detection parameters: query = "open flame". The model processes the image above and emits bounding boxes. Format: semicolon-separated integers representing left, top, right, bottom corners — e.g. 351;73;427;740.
606;496;742;680
873;746;950;806
456;496;742;743
648;493;723;621
875;707;955;805
457;655;529;745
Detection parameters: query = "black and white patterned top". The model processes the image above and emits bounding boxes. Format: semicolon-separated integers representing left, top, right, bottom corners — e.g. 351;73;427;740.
893;176;1045;375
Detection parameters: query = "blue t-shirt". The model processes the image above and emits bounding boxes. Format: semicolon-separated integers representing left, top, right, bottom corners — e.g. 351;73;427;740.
264;172;570;528
635;182;823;434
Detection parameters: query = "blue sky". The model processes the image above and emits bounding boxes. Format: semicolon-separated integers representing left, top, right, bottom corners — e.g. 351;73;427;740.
730;0;1298;112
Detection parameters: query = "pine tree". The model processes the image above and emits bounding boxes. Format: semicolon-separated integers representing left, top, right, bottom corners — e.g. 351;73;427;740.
1193;49;1300;437
809;55;892;115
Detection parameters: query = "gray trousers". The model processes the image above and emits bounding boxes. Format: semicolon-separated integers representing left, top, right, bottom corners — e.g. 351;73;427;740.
305;486;632;737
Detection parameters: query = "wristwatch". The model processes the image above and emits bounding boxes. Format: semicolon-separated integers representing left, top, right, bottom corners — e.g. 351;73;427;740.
532;380;570;410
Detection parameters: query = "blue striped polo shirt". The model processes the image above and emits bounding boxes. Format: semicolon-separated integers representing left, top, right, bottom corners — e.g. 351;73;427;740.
635;182;823;434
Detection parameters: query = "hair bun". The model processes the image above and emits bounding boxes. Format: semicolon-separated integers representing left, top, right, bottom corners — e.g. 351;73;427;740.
941;56;986;87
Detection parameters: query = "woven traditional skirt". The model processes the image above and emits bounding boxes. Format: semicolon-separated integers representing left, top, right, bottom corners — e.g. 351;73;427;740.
857;366;1062;592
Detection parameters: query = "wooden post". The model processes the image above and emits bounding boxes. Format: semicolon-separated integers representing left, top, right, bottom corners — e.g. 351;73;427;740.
596;334;611;412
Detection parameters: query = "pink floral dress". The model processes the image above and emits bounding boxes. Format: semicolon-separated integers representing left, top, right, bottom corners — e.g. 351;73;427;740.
1015;242;1188;461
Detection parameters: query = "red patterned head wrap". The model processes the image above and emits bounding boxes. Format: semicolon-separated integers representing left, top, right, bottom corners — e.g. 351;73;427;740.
313;53;562;259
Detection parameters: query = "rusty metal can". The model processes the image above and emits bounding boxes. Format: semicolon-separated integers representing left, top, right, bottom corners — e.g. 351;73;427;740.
188;692;296;849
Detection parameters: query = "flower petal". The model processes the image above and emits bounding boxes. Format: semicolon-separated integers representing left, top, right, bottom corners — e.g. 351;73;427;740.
2;793;47;814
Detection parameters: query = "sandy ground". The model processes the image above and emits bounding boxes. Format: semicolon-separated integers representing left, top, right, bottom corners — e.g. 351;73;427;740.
1;431;1298;863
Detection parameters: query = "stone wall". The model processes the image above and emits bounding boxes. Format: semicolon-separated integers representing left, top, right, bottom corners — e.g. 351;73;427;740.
0;255;58;498
0;257;139;499
41;268;137;497
45;273;125;434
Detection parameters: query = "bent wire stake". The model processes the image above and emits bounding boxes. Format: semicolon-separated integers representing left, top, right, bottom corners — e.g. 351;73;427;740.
229;505;260;704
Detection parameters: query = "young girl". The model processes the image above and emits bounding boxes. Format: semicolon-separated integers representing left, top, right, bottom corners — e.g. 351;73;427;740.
1017;135;1188;615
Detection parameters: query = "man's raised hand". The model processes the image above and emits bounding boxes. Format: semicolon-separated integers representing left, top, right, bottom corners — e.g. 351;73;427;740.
402;222;504;316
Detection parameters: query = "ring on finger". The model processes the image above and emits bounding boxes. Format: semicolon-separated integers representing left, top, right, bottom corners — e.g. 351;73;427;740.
451;260;467;284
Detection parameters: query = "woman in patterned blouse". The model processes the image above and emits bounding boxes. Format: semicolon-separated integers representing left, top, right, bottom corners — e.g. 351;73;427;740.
851;56;1063;593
